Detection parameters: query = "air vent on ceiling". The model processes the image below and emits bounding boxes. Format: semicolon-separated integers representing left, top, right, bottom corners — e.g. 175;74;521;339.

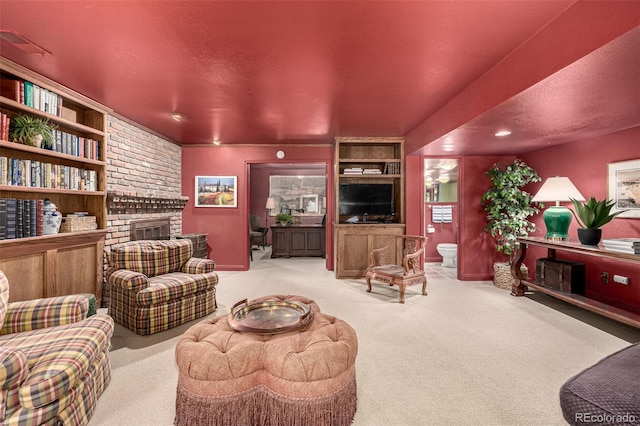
0;30;50;55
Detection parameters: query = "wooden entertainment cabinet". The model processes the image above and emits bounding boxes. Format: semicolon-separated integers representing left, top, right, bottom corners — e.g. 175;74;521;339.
334;137;406;278
511;237;640;329
0;58;108;305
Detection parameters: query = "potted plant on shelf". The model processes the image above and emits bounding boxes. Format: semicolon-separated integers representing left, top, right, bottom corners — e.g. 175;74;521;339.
481;159;544;289
569;197;624;245
9;114;57;148
276;213;293;226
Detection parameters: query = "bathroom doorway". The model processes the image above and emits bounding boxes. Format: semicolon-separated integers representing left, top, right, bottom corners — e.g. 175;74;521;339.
424;158;459;270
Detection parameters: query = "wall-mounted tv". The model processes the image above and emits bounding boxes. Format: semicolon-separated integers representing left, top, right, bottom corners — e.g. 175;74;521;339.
339;183;394;216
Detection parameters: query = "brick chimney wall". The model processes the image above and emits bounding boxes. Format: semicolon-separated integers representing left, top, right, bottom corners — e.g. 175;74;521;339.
103;115;185;307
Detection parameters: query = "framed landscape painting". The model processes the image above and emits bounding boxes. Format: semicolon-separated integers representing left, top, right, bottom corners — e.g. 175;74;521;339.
195;176;237;207
607;159;640;218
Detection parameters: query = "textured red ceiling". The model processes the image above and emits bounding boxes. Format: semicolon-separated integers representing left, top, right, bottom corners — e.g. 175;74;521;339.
0;1;637;153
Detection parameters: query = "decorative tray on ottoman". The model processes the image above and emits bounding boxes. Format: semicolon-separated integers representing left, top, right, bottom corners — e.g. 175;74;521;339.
228;298;314;334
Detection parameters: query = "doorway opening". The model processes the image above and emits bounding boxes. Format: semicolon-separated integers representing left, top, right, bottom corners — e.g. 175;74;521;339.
423;158;459;272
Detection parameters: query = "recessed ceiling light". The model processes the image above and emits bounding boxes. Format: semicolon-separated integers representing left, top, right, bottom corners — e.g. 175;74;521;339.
170;113;186;122
495;130;512;137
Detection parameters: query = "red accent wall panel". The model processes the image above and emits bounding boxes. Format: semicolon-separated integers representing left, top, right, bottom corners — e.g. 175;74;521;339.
458;155;516;281
182;145;333;271
520;127;640;313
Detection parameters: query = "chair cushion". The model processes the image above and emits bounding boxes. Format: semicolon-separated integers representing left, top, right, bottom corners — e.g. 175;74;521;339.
136;272;218;306
108;240;193;277
0;272;8;330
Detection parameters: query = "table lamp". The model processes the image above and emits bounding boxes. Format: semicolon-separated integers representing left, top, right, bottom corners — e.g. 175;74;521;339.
265;197;276;226
532;176;585;239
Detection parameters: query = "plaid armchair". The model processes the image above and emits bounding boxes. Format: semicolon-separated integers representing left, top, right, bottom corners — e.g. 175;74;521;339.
106;239;218;335
0;271;113;425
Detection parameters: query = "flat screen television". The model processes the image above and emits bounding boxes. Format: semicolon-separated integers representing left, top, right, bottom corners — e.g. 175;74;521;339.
339;183;394;216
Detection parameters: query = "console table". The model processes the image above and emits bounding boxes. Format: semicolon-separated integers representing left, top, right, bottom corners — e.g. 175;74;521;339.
270;224;325;258
511;236;640;328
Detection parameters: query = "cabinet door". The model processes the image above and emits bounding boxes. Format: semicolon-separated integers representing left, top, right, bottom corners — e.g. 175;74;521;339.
336;230;369;278
305;229;325;254
335;225;405;278
271;228;289;257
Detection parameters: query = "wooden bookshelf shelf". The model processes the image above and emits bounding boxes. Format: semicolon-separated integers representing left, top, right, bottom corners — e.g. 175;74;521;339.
0;57;110;305
512;236;640;329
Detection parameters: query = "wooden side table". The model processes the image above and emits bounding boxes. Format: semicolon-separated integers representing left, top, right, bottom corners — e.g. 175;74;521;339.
175;233;208;258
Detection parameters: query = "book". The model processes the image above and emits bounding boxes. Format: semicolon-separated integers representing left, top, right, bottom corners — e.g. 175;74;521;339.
23;80;34;107
0;77;20;102
29;199;37;237
602;238;640;248
16;199;24;238
603;246;640;255
36;199;44;236
5;198;16;239
22;199;31;237
0;198;6;240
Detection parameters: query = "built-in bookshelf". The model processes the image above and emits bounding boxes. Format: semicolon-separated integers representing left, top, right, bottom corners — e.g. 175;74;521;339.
0;57;110;305
334;136;406;278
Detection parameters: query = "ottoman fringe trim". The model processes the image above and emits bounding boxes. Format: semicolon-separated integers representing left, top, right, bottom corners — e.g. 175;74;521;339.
175;378;357;426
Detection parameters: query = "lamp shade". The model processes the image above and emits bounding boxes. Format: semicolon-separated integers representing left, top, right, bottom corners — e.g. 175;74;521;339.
531;177;585;204
532;177;585;239
265;197;276;209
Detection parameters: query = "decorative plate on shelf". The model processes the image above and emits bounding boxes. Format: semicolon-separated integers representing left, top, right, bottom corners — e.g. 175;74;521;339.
228;298;313;334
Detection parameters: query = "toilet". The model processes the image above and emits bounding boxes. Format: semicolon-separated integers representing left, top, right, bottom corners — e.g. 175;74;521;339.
436;243;457;268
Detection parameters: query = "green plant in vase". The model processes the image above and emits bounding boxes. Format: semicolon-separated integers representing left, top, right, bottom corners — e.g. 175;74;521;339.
9;114;57;149
276;213;293;225
481;159;544;289
569;197;624;245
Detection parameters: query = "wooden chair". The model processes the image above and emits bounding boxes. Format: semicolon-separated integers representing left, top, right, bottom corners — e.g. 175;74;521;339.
365;235;428;303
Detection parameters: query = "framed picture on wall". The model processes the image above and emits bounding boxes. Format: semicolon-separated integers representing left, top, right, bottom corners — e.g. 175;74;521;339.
300;194;319;213
607;159;640;218
195;176;237;207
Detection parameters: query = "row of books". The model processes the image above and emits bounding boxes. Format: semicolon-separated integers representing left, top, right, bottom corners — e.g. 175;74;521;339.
383;162;401;174
343;163;401;175
0;115;101;161
0;112;10;141
602;238;640;255
0;198;43;240
0;157;98;191
343;167;364;174
49;129;101;160
1;77;63;117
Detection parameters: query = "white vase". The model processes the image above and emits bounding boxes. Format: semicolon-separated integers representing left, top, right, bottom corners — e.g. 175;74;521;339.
42;199;62;235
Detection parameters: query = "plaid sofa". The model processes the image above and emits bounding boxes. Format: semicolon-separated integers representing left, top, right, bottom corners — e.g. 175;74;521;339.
106;239;218;335
0;271;113;426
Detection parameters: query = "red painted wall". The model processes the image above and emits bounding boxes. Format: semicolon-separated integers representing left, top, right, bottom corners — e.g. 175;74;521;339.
458;155;516;281
520;127;640;313
182;145;333;271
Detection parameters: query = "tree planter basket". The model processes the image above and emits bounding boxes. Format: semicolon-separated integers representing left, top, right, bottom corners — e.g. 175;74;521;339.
493;262;528;290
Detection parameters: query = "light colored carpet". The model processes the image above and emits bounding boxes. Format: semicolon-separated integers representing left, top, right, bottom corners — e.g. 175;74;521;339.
90;249;640;425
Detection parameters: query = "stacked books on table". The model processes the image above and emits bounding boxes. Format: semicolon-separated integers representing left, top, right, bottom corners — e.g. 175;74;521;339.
601;238;640;255
343;167;363;174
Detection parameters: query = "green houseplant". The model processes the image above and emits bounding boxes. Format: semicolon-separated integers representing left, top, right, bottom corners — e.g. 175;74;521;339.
276;212;293;225
569;197;624;245
481;159;544;289
10;114;57;148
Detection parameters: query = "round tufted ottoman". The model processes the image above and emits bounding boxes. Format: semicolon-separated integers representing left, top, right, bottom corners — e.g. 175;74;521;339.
174;295;358;426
